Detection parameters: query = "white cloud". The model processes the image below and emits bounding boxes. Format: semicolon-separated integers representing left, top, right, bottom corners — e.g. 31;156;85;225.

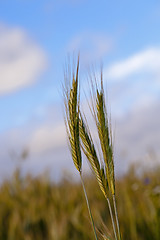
29;123;67;154
67;31;112;64
102;47;160;118
0;24;47;95
114;100;160;173
104;47;160;81
0;123;71;181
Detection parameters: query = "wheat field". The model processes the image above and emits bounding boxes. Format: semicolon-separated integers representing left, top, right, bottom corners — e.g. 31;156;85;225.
0;165;159;240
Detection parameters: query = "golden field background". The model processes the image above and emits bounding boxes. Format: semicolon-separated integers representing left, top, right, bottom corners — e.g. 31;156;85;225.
0;164;159;240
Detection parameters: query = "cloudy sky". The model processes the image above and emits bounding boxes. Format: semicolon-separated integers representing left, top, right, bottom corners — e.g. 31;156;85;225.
0;0;160;180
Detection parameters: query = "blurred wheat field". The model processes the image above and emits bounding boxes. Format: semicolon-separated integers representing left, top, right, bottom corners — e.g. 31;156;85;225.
0;166;160;240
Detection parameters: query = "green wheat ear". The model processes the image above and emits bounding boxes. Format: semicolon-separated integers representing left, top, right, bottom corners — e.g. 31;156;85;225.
95;80;115;196
64;59;82;173
79;115;109;199
63;58;98;240
94;76;122;240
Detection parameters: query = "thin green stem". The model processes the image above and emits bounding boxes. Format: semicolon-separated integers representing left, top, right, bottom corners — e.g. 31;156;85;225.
106;197;118;240
113;195;121;240
80;173;98;240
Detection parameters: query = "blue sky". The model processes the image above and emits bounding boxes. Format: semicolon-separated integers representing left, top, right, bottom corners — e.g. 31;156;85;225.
0;0;160;180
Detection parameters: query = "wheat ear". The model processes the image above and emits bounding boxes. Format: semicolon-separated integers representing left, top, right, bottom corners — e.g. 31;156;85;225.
63;59;98;240
79;114;108;199
87;71;122;240
79;114;118;240
95;83;115;196
95;77;122;240
96;79;122;240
